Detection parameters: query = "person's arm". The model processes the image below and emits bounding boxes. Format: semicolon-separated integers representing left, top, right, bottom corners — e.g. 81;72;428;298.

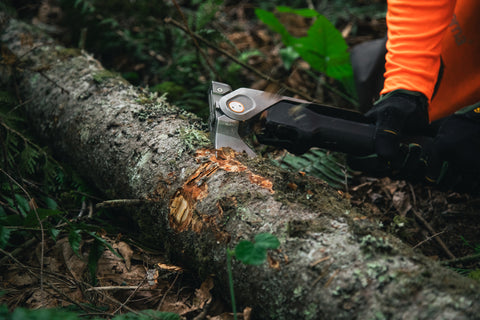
382;0;457;101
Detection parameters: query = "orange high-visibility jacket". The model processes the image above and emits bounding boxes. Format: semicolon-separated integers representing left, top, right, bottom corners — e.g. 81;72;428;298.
381;0;480;122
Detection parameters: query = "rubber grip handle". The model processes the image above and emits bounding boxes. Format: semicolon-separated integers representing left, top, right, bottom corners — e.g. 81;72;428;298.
260;100;375;156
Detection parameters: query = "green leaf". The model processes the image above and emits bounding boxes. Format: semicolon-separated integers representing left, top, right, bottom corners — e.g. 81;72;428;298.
87;231;122;259
254;233;280;250
235;240;266;266
68;229;82;257
87;238;105;286
255;6;354;93
279;46;300;70
14;194;30;217
276;6;320;18
0;225;11;249
111;309;181;320
49;228;60;241
8;307;80;320
254;8;292;45
234;233;280;265
44;197;58;210
23;208;62;228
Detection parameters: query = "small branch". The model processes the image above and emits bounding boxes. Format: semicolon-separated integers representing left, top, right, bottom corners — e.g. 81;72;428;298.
156;272;180;311
412;230;446;249
113;277;147;315
411;209;455;260
164;17;323;104
441;252;480;266
86;285;150;292
170;0;220;80
0;168;46;293
95;199;148;209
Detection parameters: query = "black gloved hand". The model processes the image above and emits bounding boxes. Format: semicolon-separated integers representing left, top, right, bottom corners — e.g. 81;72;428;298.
366;90;429;159
424;108;480;192
347;142;427;180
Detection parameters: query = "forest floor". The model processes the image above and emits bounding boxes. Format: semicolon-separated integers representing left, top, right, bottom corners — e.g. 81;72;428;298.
2;1;480;319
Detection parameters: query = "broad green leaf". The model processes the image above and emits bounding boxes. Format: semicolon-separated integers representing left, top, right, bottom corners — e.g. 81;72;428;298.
44;197;58;210
254;233;280;250
254;9;292;45
276;6;319;18
68;229;82;257
234;240;266;265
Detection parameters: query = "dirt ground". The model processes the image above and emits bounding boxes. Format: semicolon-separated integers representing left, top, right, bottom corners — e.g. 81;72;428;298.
1;1;480;319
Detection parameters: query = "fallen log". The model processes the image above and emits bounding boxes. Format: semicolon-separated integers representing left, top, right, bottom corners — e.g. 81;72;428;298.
1;13;480;320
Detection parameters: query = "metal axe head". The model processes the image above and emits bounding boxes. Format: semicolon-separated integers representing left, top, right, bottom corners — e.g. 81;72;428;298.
208;81;308;156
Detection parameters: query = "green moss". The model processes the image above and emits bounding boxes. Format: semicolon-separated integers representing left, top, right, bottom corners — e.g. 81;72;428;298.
92;70;119;84
58;48;82;59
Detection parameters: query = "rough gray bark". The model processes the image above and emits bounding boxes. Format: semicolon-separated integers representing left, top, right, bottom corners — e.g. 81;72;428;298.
2;14;480;320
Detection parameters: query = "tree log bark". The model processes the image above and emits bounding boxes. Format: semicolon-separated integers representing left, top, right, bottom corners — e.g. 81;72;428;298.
2;14;480;320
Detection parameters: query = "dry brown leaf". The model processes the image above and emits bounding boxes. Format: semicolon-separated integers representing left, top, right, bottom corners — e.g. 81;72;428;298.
193;277;214;309
113;241;134;271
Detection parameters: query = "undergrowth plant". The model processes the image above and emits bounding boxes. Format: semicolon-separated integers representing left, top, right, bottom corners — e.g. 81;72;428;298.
255;6;357;101
0;305;180;320
273;149;351;189
226;233;280;320
0;87;113;285
58;0;226;119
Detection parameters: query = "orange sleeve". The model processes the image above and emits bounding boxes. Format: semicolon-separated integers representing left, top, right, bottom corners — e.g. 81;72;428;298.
381;0;457;101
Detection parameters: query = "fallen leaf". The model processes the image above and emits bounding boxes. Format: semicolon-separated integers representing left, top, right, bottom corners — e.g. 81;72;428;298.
113;241;134;271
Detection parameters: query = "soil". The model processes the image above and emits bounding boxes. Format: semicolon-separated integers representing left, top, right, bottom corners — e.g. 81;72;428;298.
1;1;480;319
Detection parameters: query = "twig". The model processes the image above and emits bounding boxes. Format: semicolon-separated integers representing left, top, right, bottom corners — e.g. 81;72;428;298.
170;0;220;80
164;17;323;104
156;272;180;311
412;230;446;249
411;209;455;259
0;247;91;312
309;255;331;268
0;247;139;314
95;199;148;209
113;277;148;315
324;269;340;288
441;252;480;266
0;168;45;292
86;285;151;292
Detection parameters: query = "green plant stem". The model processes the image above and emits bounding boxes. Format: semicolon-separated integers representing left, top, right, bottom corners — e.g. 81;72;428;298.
226;249;238;320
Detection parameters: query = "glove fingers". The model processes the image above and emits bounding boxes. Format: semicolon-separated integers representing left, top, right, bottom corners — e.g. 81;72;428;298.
374;129;400;159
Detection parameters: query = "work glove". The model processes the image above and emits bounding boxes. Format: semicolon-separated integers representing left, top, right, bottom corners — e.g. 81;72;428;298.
347;142;427;181
365;90;429;160
424;107;480;192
